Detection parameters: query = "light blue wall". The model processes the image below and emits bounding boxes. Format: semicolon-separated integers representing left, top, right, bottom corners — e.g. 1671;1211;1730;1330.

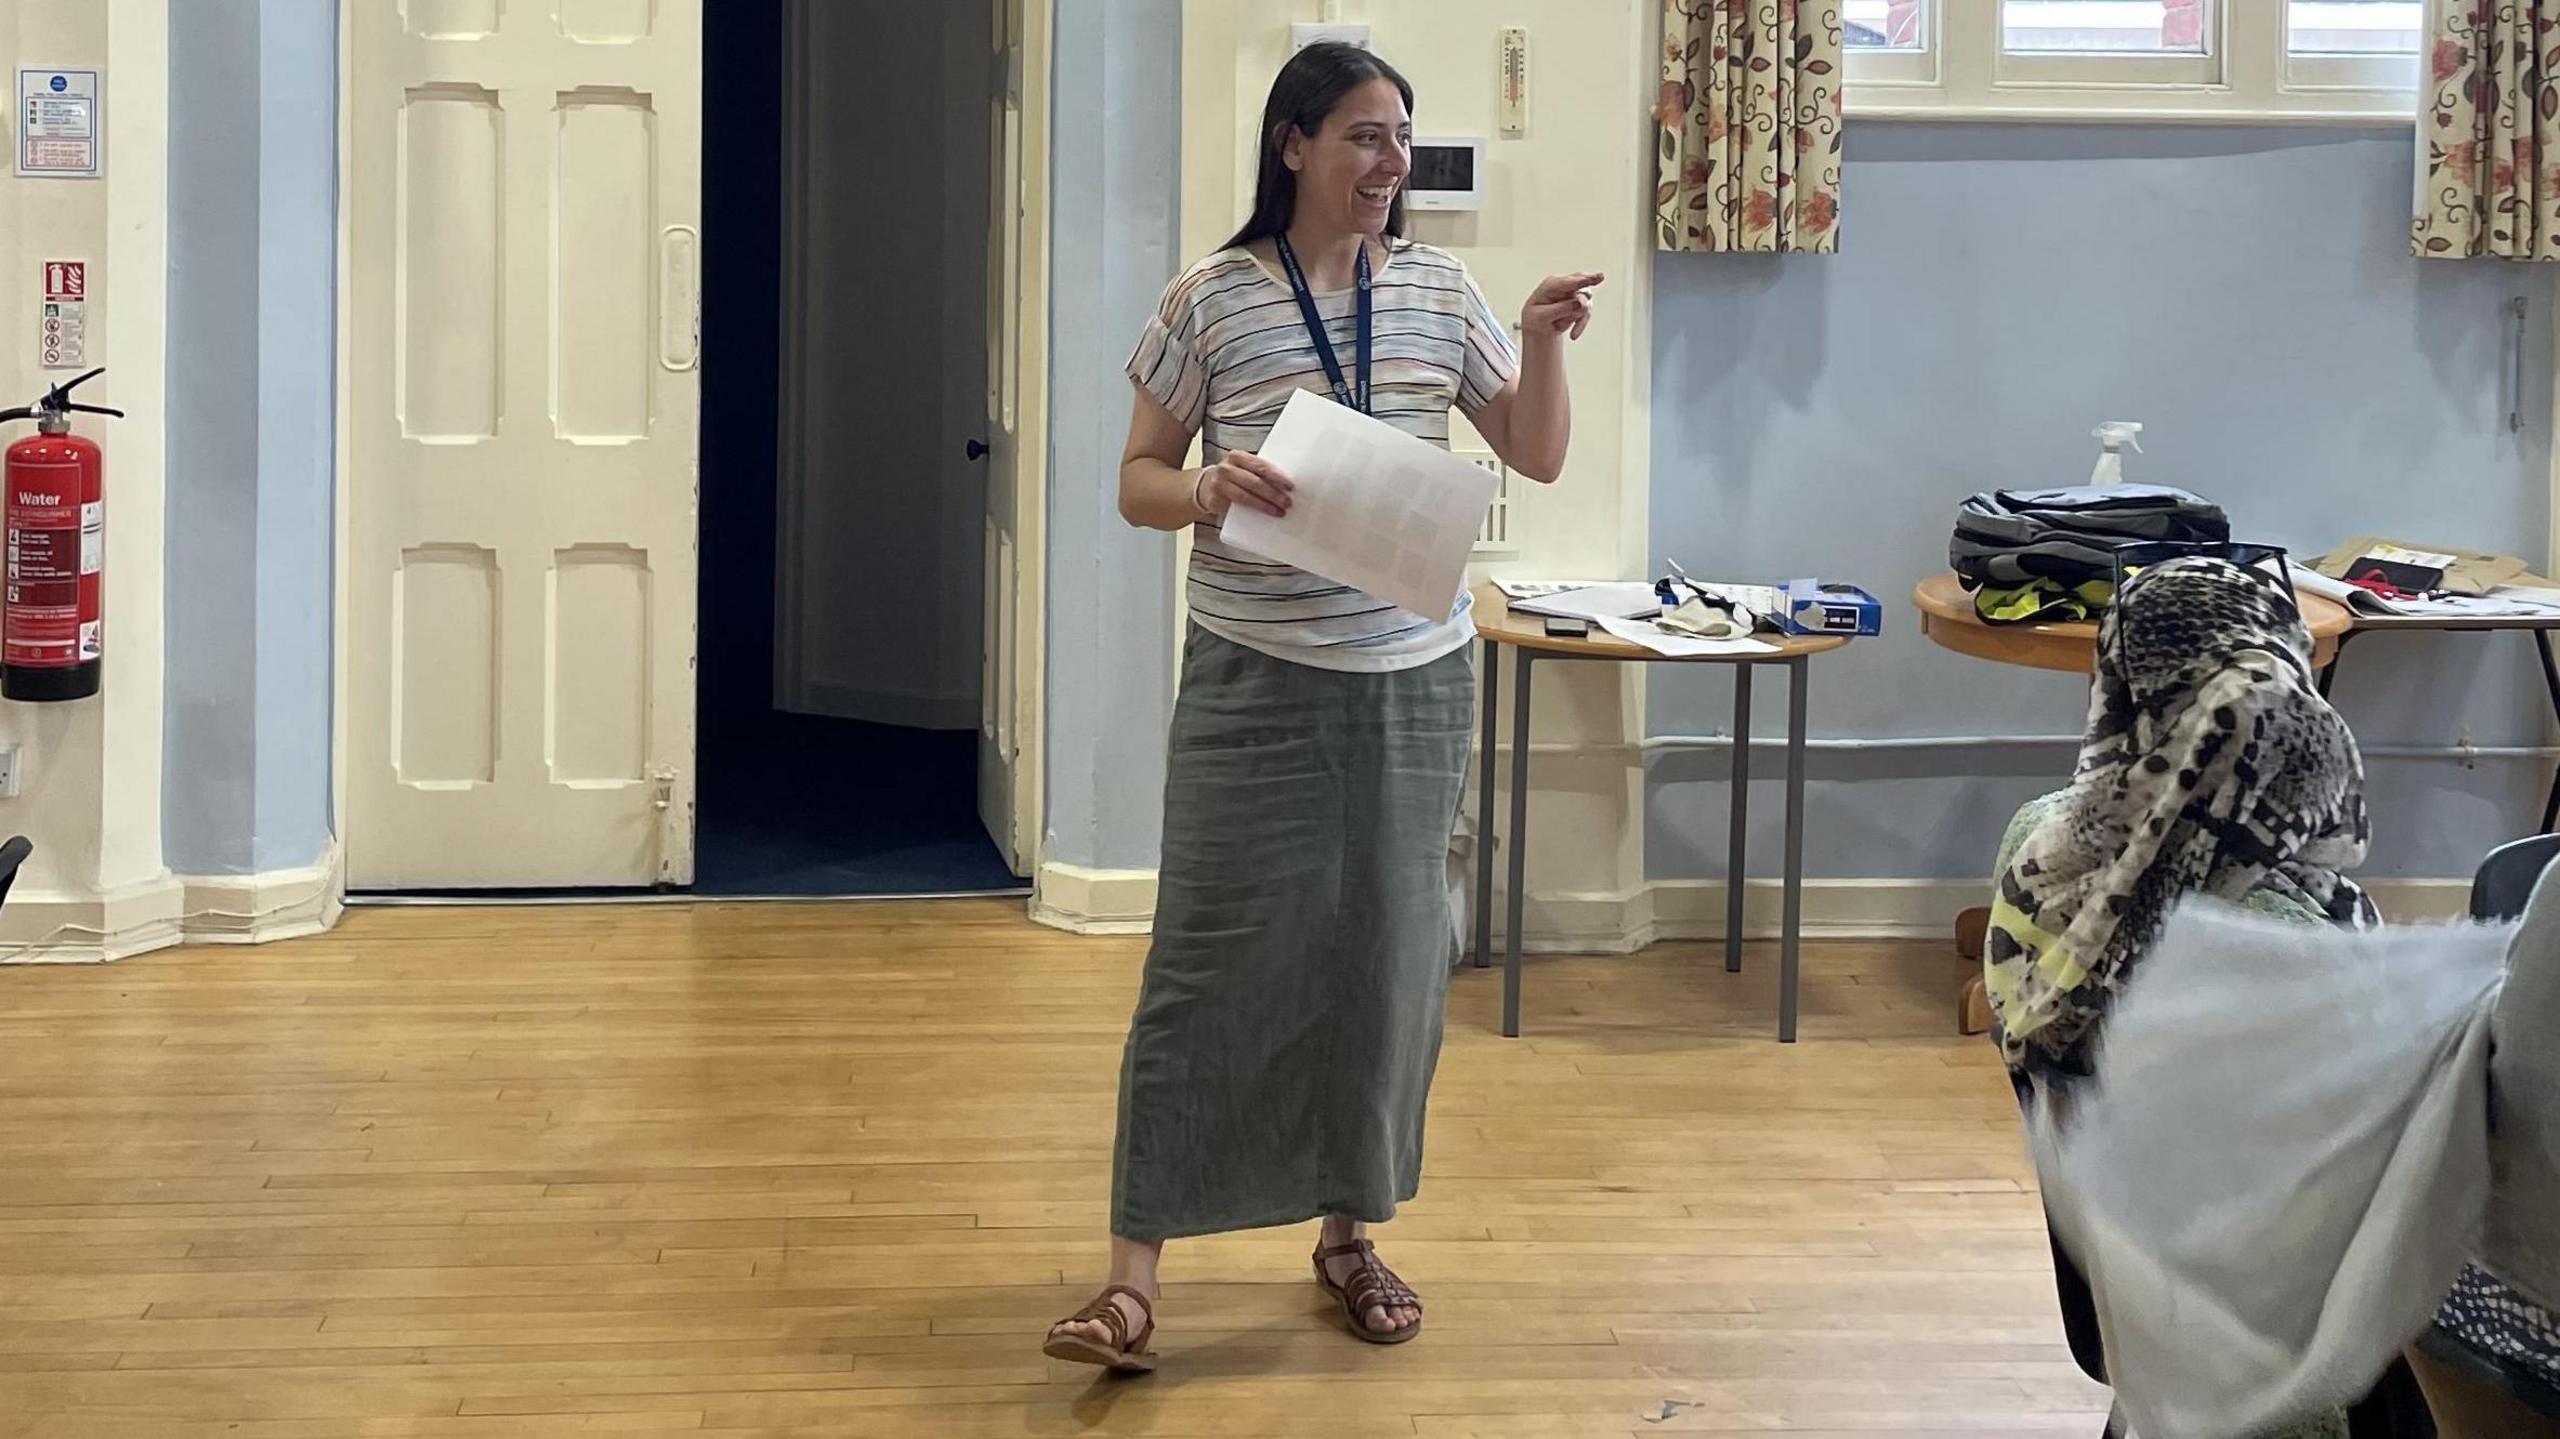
163;0;336;876
1043;0;1182;872
252;0;338;874
164;0;260;872
1649;125;2555;882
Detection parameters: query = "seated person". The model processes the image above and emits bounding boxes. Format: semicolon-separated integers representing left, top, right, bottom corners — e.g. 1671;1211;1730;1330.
1986;554;2560;1437
1987;553;2375;1082
1987;554;2375;1439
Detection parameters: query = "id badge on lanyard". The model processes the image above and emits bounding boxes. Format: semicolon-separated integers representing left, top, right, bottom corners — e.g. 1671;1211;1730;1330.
1274;235;1372;416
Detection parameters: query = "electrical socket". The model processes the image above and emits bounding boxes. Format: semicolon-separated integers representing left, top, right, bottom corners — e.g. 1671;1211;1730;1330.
0;746;21;798
1292;22;1370;51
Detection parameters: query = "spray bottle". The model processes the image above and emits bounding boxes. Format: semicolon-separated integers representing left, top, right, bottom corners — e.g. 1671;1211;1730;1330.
2089;422;2143;487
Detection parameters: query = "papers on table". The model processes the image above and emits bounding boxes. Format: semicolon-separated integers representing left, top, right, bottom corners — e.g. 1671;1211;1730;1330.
2378;591;2560;620
1501;577;1791;626
1684;580;1787;615
1489;576;1784;653
2290;564;2560;619
1596;615;1776;658
1220;389;1501;620
1508;582;1666;624
1494;579;1613;600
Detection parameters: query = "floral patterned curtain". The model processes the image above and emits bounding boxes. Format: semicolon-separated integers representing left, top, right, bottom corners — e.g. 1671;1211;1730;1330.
2413;1;2560;260
1655;0;1845;254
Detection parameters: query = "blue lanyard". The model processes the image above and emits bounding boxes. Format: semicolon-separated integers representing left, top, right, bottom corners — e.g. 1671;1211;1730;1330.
1273;234;1371;415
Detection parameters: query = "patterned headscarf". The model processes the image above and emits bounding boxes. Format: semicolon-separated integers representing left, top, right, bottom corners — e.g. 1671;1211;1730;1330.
1986;556;2377;1075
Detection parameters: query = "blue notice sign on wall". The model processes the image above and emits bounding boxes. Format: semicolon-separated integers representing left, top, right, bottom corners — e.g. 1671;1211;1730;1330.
16;69;102;179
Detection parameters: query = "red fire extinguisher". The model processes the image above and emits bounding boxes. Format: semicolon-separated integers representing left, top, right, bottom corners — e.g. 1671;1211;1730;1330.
0;368;120;702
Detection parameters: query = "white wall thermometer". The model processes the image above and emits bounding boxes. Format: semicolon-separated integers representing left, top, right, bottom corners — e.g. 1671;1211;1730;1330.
1498;27;1529;138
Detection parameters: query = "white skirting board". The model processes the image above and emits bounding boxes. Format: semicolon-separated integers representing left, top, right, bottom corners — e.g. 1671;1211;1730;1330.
1032;860;2475;948
1029;862;1159;936
0;847;2466;961
0;843;346;963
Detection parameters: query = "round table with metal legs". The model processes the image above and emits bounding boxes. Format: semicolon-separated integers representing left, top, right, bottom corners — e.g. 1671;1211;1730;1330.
1468;584;1852;1043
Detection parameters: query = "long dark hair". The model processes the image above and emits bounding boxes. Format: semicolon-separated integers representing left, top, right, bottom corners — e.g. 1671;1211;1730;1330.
1223;43;1413;251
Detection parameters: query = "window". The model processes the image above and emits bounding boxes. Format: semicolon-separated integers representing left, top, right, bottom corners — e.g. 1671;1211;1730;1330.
2289;0;2422;56
2286;0;2422;92
1995;1;2218;89
1844;0;1932;85
1845;0;1925;51
2003;1;2206;55
1843;0;2419;120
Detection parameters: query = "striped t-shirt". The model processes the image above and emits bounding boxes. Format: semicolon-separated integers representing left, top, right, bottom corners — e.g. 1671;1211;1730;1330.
1127;240;1521;673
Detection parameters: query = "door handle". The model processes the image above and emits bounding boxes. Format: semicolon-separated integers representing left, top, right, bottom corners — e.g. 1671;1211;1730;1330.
660;225;701;373
966;439;990;461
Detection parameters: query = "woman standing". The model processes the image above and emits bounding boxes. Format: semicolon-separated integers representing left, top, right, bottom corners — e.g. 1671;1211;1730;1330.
1043;43;1600;1372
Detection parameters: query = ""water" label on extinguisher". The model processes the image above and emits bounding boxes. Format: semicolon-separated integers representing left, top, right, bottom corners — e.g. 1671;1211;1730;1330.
6;458;92;667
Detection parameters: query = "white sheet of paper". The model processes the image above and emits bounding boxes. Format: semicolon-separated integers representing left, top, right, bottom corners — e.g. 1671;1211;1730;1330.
2367;542;2461;570
1220;389;1501;620
1511;583;1666;622
1597;616;1777;658
2487;585;2560;615
2287;564;2360;603
2377;592;2560;619
1495;578;1617;600
1686;580;1787;614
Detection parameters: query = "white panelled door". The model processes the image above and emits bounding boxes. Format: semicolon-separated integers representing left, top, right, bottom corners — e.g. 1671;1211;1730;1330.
977;0;1035;876
347;1;702;889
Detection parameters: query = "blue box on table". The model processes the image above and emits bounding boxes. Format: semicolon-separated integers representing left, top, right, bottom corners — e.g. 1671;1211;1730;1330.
1777;580;1882;637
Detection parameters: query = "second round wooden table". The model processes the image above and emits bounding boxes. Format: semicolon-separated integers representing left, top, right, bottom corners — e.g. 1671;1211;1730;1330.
1910;571;2354;1033
1910;571;2354;674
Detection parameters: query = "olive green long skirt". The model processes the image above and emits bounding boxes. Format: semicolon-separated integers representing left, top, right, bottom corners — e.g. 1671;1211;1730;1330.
1109;627;1474;1242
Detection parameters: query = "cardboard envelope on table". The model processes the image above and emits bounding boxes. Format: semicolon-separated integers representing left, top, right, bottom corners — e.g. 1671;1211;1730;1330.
2314;537;2530;596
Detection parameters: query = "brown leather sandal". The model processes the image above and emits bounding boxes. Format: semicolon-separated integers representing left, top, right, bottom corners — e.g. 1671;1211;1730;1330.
1042;1285;1159;1374
1313;1238;1423;1345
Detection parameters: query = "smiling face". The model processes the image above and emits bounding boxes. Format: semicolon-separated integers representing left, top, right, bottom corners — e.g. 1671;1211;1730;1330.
1281;77;1412;240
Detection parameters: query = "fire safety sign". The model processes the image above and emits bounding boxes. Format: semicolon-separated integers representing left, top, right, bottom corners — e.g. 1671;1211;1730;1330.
17;69;101;179
42;261;87;370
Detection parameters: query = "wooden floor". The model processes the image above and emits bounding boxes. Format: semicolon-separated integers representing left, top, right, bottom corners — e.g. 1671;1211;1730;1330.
0;901;2106;1437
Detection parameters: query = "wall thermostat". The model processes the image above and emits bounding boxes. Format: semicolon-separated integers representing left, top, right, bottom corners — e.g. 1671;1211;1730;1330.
1406;136;1485;212
1291;22;1370;51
